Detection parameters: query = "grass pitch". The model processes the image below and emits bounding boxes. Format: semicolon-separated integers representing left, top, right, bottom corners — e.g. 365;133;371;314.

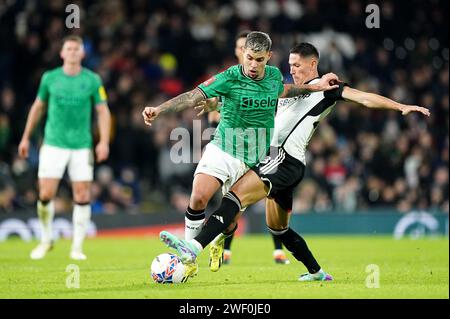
0;235;448;299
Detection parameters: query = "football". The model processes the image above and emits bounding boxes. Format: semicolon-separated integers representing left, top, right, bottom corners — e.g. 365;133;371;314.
150;253;187;284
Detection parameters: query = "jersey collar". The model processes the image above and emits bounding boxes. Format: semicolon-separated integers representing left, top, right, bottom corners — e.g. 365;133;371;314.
304;76;320;84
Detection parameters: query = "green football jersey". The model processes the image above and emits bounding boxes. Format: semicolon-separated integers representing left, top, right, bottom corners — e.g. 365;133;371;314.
37;67;107;149
198;65;284;167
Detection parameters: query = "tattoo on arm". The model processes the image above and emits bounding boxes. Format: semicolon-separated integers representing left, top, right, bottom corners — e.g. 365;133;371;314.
282;84;310;98
159;88;205;114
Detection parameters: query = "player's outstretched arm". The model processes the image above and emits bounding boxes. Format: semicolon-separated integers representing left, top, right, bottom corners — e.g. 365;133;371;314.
280;73;340;98
342;86;431;116
142;88;205;126
18;98;47;159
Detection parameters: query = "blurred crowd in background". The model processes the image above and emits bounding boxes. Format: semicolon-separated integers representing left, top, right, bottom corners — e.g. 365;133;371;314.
0;0;448;215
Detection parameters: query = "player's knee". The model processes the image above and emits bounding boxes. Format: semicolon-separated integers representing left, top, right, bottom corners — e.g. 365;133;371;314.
39;189;54;202
267;225;289;236
190;191;211;210
73;189;91;203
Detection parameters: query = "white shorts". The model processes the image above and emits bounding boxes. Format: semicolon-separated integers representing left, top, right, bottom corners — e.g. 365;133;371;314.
38;144;94;182
194;143;249;196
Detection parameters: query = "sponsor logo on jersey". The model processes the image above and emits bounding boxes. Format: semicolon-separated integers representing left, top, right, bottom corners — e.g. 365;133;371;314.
240;96;278;109
298;93;311;99
202;77;216;87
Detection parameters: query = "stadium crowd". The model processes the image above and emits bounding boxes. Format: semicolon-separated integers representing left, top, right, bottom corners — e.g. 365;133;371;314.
0;0;448;215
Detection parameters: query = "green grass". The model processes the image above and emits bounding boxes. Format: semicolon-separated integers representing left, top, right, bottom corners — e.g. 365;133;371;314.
0;235;448;299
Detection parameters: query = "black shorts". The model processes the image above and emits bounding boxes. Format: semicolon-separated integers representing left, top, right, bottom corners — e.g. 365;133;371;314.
251;147;305;212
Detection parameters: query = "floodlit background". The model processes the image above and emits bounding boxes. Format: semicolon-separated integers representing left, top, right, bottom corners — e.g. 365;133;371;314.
0;0;448;238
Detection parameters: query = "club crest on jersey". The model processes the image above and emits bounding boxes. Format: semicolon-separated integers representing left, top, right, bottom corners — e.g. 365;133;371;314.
202;77;216;87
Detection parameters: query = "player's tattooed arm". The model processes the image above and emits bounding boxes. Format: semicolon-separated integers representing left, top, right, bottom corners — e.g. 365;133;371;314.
281;84;314;98
158;88;205;114
195;97;219;116
280;73;340;98
142;88;205;126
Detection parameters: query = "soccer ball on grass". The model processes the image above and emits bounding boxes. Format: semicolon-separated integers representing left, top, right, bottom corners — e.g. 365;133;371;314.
150;253;187;284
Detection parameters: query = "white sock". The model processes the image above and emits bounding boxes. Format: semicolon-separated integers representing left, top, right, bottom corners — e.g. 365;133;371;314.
189;239;204;252
72;204;91;252
185;217;205;241
273;249;284;256
37;200;55;244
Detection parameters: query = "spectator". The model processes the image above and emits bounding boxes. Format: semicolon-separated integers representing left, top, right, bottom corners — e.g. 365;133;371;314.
0;0;447;215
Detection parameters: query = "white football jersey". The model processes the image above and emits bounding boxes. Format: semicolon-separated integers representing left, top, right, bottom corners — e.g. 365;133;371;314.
272;78;346;165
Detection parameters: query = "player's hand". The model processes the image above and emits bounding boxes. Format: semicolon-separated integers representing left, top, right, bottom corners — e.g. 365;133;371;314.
95;142;109;163
195;98;219;116
400;105;431;116
18;139;30;159
311;73;340;91
142;107;160;126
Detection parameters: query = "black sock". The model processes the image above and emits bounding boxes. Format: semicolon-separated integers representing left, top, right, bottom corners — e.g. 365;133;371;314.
74;201;90;206
270;227;321;274
272;233;283;250
224;234;234;250
195;192;241;248
39;199;50;206
185;206;205;221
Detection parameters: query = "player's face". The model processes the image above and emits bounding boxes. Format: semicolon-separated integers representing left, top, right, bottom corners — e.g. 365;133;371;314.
234;37;246;64
60;40;85;64
242;48;272;80
289;53;317;85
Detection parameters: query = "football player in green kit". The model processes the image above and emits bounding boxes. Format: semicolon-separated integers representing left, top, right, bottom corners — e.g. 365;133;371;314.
18;35;111;260
209;30;291;266
142;31;338;277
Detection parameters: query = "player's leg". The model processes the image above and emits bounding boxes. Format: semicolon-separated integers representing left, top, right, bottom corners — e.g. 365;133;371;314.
185;172;222;240
266;197;332;281
37;178;59;244
184;143;230;241
208;158;251;270
160;173;220;277
30;178;60;259
194;170;267;252
160;170;267;263
208;215;238;271
30;145;69;259
70;181;91;260
266;199;289;264
68;148;94;260
223;234;233;264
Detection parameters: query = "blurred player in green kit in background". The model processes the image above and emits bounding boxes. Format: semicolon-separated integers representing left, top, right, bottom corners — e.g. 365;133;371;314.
18;35;111;260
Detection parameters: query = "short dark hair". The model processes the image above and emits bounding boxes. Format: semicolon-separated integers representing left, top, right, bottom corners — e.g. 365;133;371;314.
245;31;272;52
236;30;251;41
290;43;319;59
